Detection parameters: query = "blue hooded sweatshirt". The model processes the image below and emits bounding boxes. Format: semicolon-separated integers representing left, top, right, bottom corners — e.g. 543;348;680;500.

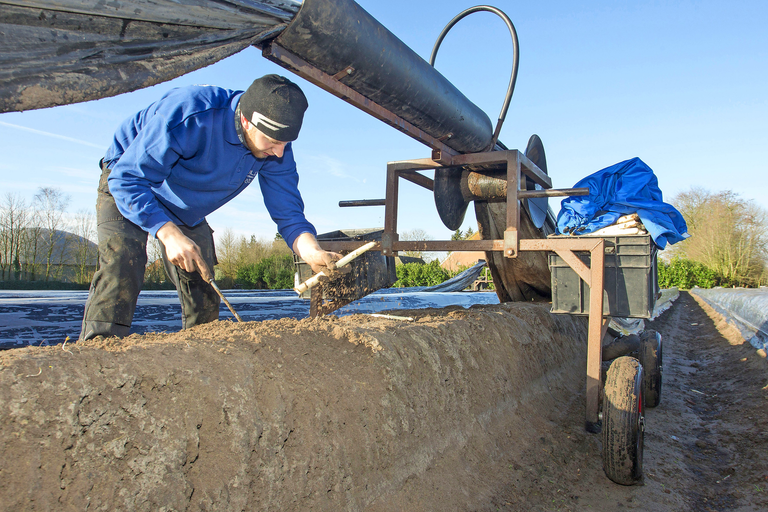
104;85;316;249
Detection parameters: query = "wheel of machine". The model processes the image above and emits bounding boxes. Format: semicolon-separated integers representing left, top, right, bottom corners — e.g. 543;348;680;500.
602;356;645;485
639;330;663;408
474;134;556;302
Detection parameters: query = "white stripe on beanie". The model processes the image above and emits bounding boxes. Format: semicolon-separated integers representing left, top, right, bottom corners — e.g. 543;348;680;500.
251;111;289;132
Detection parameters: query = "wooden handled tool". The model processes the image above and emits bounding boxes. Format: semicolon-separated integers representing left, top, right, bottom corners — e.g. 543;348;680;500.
294;241;377;295
196;260;243;322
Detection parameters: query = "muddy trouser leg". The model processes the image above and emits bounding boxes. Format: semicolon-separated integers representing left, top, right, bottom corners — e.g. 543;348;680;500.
80;162;148;340
160;221;220;329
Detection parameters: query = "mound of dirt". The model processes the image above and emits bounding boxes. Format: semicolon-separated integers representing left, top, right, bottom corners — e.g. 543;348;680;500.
6;293;766;511
0;303;588;511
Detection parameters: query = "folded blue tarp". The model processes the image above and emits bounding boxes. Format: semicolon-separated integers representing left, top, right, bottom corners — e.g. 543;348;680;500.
556;157;689;248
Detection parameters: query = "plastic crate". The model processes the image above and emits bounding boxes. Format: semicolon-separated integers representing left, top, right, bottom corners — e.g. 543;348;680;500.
548;235;659;318
294;228;396;300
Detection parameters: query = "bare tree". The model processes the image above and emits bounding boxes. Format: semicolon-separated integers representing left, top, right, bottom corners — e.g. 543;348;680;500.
144;236;166;284
216;228;239;281
71;209;97;284
672;188;768;286
20;205;43;281
400;228;433;259
0;193;30;281
34;187;70;281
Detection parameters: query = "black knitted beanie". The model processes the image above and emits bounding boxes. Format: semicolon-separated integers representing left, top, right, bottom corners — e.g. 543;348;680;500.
239;74;308;142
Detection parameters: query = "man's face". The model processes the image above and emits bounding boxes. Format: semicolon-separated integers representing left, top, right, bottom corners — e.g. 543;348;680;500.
241;113;288;159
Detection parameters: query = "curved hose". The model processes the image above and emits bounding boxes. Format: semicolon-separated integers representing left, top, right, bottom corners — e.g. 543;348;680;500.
429;5;519;151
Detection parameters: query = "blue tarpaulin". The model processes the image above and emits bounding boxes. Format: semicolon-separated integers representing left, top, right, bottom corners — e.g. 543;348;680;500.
556;157;689;248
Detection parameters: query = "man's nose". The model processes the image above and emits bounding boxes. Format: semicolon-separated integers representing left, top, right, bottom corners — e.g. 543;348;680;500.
273;144;285;158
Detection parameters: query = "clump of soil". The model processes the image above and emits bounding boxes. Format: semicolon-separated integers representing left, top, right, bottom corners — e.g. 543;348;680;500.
1;293;766;511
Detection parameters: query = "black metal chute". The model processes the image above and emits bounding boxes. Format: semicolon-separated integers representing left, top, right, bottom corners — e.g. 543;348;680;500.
0;0;303;113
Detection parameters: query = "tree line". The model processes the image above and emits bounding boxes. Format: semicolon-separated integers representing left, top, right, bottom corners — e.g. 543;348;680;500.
0;188;96;285
9;184;757;293
207;228;295;289
660;188;768;288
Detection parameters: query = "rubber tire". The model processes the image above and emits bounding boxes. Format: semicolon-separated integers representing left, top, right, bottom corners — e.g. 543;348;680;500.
639;330;663;408
602;356;645;485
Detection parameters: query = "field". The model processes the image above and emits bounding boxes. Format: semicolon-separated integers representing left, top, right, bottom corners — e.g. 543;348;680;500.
0;291;766;511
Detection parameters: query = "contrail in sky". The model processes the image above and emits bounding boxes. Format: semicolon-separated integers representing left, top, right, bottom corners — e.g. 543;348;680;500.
0;120;103;149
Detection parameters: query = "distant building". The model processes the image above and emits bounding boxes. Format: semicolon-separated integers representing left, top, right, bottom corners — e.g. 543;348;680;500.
440;231;485;272
394;255;426;266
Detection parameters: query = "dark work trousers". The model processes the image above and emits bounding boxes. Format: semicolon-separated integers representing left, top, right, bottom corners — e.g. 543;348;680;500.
80;161;220;340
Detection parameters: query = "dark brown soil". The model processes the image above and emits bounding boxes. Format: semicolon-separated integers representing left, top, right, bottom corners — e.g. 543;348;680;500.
0;292;766;511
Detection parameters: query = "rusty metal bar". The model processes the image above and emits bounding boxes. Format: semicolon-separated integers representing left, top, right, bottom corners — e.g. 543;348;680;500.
554;249;591;287
518;187;589;199
464;175;585;202
400;171;434;191
318;239;509;253
387;159;442;172
503;151;520;258
517;151;552;189
586;238;606;429
519;238;604;251
432;149;505;166
339;199;386;207
382;164;400;256
263;43;460;157
320;237;616;254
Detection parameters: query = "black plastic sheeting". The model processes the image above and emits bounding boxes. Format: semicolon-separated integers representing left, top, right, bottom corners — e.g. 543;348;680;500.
2;0;494;156
0;0;302;112
422;261;487;293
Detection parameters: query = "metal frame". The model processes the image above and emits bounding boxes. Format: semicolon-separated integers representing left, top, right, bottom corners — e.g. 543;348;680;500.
318;149;608;429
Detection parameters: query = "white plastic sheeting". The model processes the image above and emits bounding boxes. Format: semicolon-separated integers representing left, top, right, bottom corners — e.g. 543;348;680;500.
691;287;768;352
0;288;500;348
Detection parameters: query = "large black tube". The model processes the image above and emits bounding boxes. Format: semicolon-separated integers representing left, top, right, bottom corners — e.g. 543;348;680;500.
274;0;493;154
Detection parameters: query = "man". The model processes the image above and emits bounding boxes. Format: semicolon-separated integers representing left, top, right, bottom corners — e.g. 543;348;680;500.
80;74;340;340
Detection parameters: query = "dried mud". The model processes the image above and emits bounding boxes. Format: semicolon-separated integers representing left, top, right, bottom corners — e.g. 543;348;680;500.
0;293;766;511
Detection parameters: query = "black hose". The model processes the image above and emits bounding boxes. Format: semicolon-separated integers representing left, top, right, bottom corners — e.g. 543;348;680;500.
429;5;519;151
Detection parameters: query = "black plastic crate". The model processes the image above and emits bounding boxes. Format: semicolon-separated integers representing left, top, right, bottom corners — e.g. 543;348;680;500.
294;228;396;300
548;235;658;318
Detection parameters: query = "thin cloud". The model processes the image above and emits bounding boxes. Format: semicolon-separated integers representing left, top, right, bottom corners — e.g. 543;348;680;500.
0;120;103;149
303;154;362;182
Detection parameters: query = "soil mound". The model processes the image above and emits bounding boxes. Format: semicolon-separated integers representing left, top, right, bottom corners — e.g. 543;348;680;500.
0;302;587;511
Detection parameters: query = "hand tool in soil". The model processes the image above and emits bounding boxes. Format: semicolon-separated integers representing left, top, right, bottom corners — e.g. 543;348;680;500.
294;241;377;295
195;260;243;322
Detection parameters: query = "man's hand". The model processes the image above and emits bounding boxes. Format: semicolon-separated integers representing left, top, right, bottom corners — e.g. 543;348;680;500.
156;222;207;275
292;232;343;274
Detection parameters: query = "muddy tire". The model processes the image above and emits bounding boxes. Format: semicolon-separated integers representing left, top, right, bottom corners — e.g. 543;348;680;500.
602;356;645;485
639;330;663;408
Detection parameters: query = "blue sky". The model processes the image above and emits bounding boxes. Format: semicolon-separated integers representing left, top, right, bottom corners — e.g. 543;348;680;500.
1;0;766;248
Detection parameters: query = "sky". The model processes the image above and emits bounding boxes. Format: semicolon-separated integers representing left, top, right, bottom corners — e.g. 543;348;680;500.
1;0;766;251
